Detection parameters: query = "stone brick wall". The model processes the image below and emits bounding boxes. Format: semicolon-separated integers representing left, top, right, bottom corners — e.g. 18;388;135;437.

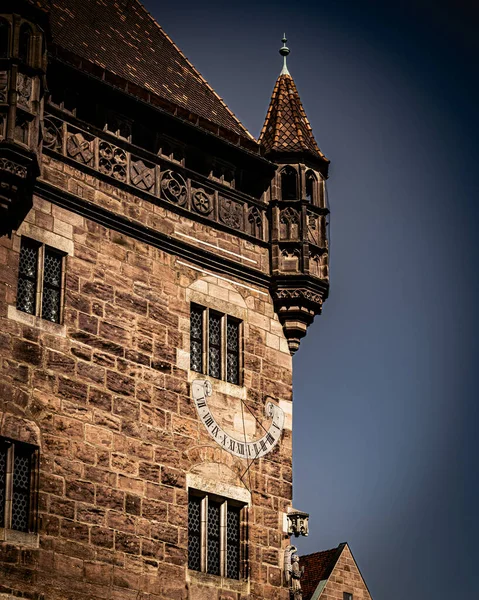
320;546;372;600
0;180;293;599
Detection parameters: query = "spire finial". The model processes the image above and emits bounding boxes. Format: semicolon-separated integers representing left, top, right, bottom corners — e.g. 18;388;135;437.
279;34;290;76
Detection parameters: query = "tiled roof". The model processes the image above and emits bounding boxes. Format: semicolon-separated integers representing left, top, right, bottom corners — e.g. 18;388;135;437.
300;544;344;600
259;73;328;161
40;0;254;141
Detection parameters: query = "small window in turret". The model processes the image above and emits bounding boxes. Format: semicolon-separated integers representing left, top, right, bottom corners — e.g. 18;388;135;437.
0;18;10;58
305;170;317;203
281;166;297;200
18;23;32;65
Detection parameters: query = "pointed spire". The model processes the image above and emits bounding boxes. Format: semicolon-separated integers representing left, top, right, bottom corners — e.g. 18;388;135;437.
258;40;329;164
280;34;290;76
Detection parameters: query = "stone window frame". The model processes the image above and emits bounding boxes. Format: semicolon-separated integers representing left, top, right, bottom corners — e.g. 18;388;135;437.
0;437;40;537
16;235;67;325
190;303;243;386
188;488;245;580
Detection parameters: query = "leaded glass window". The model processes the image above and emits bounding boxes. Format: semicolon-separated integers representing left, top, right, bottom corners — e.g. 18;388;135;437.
41;248;63;323
190;305;204;373
207;500;221;575
17;238;39;315
190;304;242;384
0;438;37;533
226;505;240;579
208;312;222;379
11;446;32;531
0;442;6;529
188;491;243;580
16;237;65;324
188;495;201;571
226;318;240;385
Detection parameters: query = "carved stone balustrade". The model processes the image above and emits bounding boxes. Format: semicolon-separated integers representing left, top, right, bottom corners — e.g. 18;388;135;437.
43;112;268;243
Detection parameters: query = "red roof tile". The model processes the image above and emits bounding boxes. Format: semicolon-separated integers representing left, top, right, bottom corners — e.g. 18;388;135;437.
300;544;344;600
40;0;253;140
259;73;328;161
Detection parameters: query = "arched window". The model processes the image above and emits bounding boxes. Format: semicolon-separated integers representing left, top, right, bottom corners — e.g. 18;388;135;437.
0;19;10;58
19;23;32;64
305;170;317;203
281;166;297;200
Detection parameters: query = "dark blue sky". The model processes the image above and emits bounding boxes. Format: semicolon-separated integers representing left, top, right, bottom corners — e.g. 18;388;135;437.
144;1;479;597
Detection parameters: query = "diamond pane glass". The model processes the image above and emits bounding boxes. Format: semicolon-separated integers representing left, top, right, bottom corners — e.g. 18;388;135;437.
41;249;63;323
17;239;38;315
226;505;240;579
0;444;6;528
188;495;201;571
208;313;222;379
226;319;240;385
207;501;221;575
190;306;204;373
11;447;32;532
209;346;221;379
209;313;221;346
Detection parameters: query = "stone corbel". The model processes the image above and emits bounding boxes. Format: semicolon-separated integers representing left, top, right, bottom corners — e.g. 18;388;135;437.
287;507;309;537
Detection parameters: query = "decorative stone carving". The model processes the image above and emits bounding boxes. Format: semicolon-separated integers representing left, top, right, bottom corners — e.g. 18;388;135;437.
43;117;63;152
130;158;155;192
284;545;304;600
280;206;300;239
99;141;127;181
17;73;32;110
309;250;321;278
280;248;300;272
191;187;213;215
0;71;7;104
307;213;319;245
219;196;243;229
275;288;323;306
66;131;94;165
0;158;28;178
247;206;263;239
160;170;187;205
287;509;309;537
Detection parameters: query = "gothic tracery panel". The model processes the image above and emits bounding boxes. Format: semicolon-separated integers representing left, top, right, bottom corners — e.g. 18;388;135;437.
219;197;243;230
160;170;187;206
66;130;94;166
130;158;155;192
98;141;127;182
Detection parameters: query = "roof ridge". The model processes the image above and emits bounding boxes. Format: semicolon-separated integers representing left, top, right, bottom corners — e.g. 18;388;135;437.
135;0;256;142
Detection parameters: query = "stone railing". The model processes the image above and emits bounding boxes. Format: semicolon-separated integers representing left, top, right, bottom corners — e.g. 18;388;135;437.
42;113;267;242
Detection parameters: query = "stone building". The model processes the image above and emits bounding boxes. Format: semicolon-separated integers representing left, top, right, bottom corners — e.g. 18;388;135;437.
300;544;373;600
0;1;330;599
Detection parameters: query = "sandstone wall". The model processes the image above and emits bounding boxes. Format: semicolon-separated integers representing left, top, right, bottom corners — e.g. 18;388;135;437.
0;187;293;600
